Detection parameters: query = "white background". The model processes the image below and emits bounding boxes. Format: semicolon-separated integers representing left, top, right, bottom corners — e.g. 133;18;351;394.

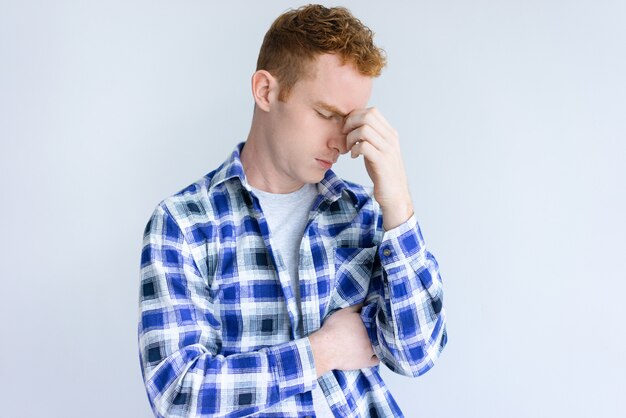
1;1;625;417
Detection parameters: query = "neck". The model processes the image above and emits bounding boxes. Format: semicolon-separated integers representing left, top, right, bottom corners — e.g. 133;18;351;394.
241;125;304;194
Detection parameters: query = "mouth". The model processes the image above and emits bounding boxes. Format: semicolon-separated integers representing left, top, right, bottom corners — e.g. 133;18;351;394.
315;159;334;170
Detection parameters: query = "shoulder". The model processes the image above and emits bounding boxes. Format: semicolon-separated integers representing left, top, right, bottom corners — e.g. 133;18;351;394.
161;171;214;218
146;169;222;244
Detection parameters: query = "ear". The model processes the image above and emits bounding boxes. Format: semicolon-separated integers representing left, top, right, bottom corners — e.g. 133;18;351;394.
251;70;278;112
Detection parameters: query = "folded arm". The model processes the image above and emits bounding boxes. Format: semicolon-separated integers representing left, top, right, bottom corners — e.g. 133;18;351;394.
138;205;318;418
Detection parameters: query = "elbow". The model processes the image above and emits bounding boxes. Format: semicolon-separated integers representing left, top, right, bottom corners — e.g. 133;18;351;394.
143;363;183;418
141;348;207;418
144;368;199;418
388;323;448;378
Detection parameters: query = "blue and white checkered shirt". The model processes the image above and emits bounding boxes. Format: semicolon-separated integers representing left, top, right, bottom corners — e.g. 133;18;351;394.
138;142;447;417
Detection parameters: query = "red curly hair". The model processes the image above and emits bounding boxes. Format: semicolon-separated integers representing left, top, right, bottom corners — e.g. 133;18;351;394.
256;4;387;101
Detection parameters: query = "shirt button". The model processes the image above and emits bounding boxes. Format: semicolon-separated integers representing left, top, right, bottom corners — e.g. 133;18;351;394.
383;248;392;257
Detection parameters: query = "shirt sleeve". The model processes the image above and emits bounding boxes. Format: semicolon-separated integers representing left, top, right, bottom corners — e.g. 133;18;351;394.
360;209;448;377
138;204;318;418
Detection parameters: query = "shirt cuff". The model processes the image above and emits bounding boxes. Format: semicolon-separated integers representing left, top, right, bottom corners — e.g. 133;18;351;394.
267;337;318;399
378;213;425;267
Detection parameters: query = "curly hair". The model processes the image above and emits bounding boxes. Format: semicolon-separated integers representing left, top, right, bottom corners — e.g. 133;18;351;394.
256;4;387;101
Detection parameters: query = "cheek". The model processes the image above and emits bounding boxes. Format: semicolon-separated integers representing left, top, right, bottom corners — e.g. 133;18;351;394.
306;115;338;137
287;113;321;140
301;113;322;130
295;116;327;143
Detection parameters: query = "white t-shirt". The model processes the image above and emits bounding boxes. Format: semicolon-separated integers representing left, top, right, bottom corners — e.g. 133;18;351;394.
251;183;335;417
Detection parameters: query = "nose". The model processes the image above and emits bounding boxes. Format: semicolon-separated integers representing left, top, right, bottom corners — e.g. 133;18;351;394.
328;128;348;155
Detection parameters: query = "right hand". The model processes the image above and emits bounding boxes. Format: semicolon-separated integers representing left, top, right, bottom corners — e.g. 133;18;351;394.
308;303;380;376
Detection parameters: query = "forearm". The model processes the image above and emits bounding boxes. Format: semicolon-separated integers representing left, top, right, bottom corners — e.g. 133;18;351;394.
363;274;447;377
362;213;448;377
141;335;318;417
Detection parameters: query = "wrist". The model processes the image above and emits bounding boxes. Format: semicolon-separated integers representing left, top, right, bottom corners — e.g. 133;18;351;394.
308;331;332;377
381;199;414;231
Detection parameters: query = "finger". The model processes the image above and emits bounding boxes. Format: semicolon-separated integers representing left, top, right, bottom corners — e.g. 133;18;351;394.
346;124;386;153
348;303;363;312
350;140;381;163
370;355;380;366
369;107;397;138
343;107;396;140
341;108;368;134
367;107;397;139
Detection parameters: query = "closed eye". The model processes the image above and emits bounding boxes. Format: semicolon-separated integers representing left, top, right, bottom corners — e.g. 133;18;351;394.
316;110;333;120
316;110;346;124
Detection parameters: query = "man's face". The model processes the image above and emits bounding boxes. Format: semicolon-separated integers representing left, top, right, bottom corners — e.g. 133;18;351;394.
265;53;373;185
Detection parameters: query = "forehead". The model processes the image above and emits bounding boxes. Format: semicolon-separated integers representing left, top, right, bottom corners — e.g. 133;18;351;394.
295;54;373;113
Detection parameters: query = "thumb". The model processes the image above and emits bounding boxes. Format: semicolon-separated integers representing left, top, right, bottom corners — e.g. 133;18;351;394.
370;355;380;367
348;303;364;312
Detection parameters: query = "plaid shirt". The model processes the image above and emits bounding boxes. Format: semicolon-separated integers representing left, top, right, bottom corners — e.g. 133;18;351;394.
138;142;447;418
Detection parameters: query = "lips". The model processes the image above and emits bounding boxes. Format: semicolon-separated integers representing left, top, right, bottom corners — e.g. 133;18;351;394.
316;159;334;169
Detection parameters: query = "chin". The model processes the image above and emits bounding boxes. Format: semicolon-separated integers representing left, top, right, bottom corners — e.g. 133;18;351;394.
304;172;325;184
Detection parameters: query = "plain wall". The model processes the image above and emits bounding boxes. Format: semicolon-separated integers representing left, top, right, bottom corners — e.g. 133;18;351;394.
1;1;625;417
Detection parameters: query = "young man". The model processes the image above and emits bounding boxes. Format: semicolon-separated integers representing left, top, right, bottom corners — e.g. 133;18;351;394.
138;5;447;417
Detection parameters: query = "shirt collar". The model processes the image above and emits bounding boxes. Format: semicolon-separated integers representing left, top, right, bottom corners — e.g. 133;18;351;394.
208;142;251;191
209;141;363;207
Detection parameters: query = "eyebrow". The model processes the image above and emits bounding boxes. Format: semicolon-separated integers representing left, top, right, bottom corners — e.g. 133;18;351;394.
314;101;348;118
